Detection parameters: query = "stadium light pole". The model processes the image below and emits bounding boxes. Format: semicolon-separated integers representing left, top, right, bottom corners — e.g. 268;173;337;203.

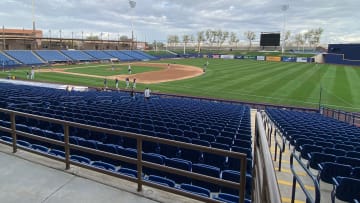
129;0;136;50
281;4;289;54
59;29;62;49
32;0;37;50
49;30;51;49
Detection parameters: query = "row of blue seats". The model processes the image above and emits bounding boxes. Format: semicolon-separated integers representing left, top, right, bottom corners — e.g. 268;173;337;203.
1;50;158;65
14;107;250;138
8;125;252;173
11;114;251;154
0;135;252;201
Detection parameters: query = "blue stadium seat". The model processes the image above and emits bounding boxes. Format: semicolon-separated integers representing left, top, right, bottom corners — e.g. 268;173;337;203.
324;148;347;157
300;144;323;160
347;151;360;159
17;140;32;148
233;139;251;148
31;144;49;153
307;152;336;170
318;162;352;184
200;133;215;142
49;149;65;158
0;136;13;143
222;170;252;198
143;152;165;176
146;175;176;188
352;167;360;179
216;136;233;146
232;146;252;158
118;148;137;169
332;177;360;203
71;155;92;165
117;167;138;178
337;156;360;168
165;158;192;184
91;161;116;171
192;163;221;192
179;184;210;197
213;193;252;203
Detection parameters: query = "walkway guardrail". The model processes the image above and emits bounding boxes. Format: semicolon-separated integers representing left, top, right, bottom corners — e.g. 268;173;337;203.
321;106;360;126
290;153;321;203
253;111;282;203
0;107;248;203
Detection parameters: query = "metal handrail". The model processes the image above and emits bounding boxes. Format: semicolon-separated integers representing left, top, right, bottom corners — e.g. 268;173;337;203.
0;107;247;203
253;112;282;203
290;152;321;203
321;106;360;126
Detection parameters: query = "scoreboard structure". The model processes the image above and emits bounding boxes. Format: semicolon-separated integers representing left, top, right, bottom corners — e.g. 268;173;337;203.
260;32;281;47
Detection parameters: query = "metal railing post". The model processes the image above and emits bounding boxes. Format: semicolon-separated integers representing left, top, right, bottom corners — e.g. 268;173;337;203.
64;125;70;170
137;137;143;192
10;112;17;153
238;155;246;203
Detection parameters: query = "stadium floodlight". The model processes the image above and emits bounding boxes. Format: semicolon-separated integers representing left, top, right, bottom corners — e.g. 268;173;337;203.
129;0;136;8
129;0;136;50
281;4;289;54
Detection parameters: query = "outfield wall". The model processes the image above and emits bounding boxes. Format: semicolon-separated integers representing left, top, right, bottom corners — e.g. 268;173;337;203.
208;54;314;64
324;44;360;66
323;53;360;66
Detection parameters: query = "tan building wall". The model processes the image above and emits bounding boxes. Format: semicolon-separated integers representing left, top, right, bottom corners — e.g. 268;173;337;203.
1;28;43;50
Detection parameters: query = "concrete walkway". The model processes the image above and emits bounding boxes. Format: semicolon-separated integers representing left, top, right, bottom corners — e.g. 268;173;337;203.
0;144;200;203
0;151;157;203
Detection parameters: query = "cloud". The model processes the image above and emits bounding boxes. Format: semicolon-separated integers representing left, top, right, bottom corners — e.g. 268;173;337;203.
1;0;359;44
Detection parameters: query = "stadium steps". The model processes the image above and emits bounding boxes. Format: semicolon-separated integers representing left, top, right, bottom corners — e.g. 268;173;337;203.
166;50;178;55
263;113;336;203
31;51;47;64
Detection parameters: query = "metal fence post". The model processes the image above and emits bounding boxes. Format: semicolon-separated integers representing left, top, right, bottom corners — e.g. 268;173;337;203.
10;112;17;153
64;125;70;170
137;137;143;192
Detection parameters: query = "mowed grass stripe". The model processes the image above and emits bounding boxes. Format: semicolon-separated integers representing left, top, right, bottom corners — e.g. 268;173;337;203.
215;63;294;93
238;63;300;92
251;63;311;96
268;64;318;101
334;66;354;105
323;66;353;108
346;67;360;107
219;63;306;102
285;65;323;106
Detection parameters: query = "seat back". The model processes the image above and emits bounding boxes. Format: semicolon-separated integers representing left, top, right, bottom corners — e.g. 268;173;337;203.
179;184;210;197
147;175;176;188
333;177;360;202
319;162;352;184
192;163;220;192
308;152;336;170
165;158;192;184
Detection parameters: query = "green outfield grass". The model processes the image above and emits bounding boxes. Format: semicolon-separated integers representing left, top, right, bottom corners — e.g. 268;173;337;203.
1;59;359;111
64;65;162;76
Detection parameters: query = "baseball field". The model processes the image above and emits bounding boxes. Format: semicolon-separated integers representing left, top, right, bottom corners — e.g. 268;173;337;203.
1;59;359;111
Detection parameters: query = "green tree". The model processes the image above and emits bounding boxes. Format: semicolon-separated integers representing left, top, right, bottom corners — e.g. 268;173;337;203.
244;31;256;50
197;31;205;53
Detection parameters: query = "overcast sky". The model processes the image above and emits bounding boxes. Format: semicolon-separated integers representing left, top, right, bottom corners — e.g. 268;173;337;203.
1;0;359;44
